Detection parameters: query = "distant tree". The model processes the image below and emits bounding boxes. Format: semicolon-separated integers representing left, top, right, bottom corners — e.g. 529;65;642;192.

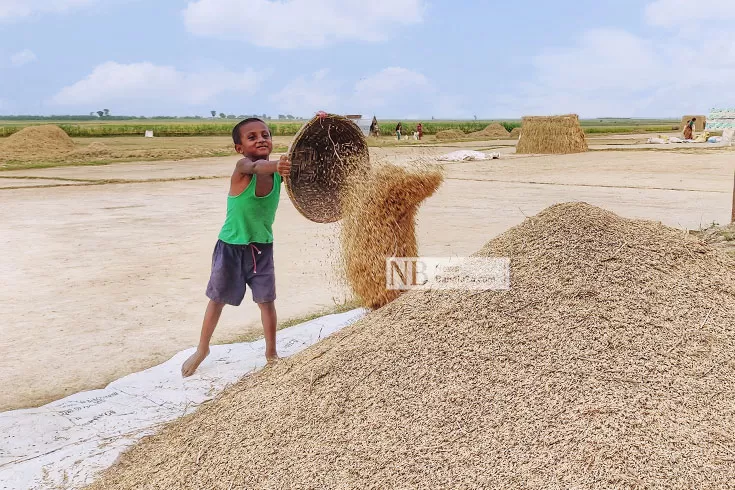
286;114;294;120
219;113;226;118
227;114;235;119
211;110;217;118
474;115;477;120
89;112;95;117
103;109;110;117
97;110;104;117
262;113;267;119
278;114;285;120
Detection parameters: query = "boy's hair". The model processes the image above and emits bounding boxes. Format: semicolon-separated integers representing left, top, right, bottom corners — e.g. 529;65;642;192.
232;118;267;145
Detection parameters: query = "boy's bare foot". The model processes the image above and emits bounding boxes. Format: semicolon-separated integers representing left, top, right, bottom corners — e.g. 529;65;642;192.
266;353;280;365
181;347;210;377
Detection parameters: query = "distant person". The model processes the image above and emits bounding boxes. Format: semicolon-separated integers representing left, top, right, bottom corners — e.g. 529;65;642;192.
181;118;291;377
684;118;696;140
369;116;380;137
417;122;423;140
369;119;380;138
396;122;402;140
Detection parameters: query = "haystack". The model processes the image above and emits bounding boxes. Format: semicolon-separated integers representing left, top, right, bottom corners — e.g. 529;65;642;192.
0;125;75;159
681;115;707;132
434;129;465;141
509;127;521;139
469;123;510;139
286;113;370;223
515;114;588;154
88;203;735;489
341;162;444;308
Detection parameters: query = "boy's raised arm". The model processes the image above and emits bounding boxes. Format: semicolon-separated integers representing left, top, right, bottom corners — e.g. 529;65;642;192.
236;155;291;177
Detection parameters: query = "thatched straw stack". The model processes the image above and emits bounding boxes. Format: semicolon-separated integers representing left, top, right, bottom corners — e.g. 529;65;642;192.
286;114;370;223
469;123;510;139
434;129;465;141
340;162;444;308
515;114;588;154
0;125;75;159
681;115;707;132
87;202;735;489
509;127;521;139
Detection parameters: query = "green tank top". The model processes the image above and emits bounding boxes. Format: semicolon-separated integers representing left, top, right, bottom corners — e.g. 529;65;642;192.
218;173;282;245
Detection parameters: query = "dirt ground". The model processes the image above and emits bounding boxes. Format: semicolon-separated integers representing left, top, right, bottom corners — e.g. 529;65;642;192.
1;141;734;412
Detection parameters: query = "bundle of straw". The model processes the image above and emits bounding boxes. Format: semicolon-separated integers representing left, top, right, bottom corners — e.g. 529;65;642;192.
515;114;588;154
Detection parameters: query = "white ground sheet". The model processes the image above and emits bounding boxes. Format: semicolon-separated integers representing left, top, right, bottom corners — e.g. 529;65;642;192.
0;308;367;490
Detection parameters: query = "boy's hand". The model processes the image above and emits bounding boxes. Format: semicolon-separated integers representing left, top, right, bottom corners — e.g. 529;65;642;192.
277;155;291;177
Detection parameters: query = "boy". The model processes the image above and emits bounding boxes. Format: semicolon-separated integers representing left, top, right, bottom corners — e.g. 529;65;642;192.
181;118;291;377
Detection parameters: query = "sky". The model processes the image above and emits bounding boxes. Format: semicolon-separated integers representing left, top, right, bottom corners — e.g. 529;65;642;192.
1;0;734;118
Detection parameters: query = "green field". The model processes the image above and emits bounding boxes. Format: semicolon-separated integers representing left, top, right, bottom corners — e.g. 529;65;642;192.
0;117;681;138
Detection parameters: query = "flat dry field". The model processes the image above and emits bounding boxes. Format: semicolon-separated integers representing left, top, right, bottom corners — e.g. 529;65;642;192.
1;137;733;412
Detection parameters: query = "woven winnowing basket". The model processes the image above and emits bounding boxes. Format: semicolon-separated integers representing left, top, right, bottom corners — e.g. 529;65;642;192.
286;114;370;223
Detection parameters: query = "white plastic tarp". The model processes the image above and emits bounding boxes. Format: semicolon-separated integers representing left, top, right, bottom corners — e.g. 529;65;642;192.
0;308;367;490
437;150;499;162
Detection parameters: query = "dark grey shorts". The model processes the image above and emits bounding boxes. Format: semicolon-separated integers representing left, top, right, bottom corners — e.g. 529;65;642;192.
205;240;276;306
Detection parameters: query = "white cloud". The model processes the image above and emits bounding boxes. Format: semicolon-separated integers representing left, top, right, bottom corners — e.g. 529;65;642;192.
270;69;341;116
354;67;431;107
351;67;467;118
10;49;37;66
269;66;465;119
183;0;425;48
0;0;94;21
645;0;735;28
52;61;262;108
489;1;735;118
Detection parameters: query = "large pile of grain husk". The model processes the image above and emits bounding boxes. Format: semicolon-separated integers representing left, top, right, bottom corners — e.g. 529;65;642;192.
0;125;75;159
434;129;466;140
340;162;444;308
516;114;588;154
469;122;510;139
510;127;522;139
73;142;111;157
87;202;735;489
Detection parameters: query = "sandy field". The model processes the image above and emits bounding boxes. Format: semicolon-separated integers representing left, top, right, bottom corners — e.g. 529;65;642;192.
1;141;733;412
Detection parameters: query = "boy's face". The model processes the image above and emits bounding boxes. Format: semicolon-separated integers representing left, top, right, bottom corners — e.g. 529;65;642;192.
236;121;272;159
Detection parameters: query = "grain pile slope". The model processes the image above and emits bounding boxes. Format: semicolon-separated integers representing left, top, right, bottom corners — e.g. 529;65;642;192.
469;123;510;139
434;129;465;140
0;124;75;158
88;203;735;490
341;162;444;308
